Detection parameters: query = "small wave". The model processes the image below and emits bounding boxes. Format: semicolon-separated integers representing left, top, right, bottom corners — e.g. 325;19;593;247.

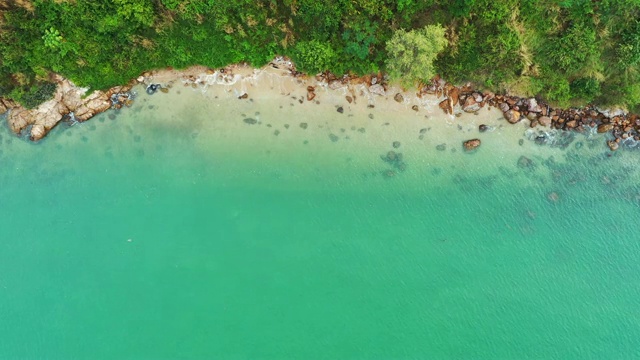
622;136;640;148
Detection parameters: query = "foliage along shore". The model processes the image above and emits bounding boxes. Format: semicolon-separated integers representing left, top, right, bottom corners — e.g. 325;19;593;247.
1;0;640;111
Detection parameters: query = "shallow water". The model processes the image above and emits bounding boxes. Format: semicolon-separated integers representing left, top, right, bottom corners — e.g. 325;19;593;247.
1;80;640;359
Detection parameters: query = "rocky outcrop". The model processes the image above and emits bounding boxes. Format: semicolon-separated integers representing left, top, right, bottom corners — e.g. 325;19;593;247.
419;75;640;150
0;98;18;114
6;76;132;141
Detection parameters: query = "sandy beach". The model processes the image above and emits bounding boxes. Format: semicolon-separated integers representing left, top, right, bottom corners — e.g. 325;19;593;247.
67;62;630;192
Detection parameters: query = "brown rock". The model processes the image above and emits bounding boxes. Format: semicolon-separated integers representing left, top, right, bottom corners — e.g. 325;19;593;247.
394;93;404;103
74;93;111;121
0;98;18;114
30;124;45;141
607;140;619;151
462;96;480;113
439;98;453;115
238;93;248;99
449;87;460;106
565;120;577;129
411;105;419;112
503;110;521;124
498;102;510;113
307;91;316;101
345;95;353;103
538;116;552;127
597;123;614;133
463;138;481;152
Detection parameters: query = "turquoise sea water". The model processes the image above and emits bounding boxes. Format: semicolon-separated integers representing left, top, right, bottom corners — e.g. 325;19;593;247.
1;86;640;359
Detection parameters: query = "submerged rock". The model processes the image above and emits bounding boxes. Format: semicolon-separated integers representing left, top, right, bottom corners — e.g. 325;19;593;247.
392;141;401;149
517;155;534;169
243;118;257;124
463;139;481;152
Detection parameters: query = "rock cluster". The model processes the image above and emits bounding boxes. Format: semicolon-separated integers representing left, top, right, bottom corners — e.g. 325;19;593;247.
420;76;640;151
381;147;407;175
4;75;133;141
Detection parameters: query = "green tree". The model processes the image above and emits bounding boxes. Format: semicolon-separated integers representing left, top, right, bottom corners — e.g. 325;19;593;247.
292;40;338;73
385;24;448;87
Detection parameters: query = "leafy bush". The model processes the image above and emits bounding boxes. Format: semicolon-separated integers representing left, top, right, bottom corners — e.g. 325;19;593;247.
291;40;338;74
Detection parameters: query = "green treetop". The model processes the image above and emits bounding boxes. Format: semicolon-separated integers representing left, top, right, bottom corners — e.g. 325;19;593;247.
385;24;448;87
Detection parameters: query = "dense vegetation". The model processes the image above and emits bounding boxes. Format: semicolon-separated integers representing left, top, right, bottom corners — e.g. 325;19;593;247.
1;0;640;111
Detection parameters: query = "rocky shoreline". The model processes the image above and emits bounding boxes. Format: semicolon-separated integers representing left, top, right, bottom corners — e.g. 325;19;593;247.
0;57;638;151
418;76;639;152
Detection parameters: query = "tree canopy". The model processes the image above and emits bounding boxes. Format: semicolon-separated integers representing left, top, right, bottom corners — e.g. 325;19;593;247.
385;25;448;87
1;0;640;110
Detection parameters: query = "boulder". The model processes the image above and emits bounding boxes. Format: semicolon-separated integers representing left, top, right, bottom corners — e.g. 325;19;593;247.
394;93;404;103
527;98;542;113
498;102;510;113
438;98;453;115
0;98;18;114
597;123;614;133
479;124;489;132
74;92;111;121
607;140;619;151
503;110;522;124
538;116;552;127
369;84;385;96
565;120;577;129
449;87;460;106
462;95;481;113
463;138;481;152
307;90;316;101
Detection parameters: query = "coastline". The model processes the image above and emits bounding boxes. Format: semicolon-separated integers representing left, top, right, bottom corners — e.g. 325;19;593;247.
0;57;638;154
